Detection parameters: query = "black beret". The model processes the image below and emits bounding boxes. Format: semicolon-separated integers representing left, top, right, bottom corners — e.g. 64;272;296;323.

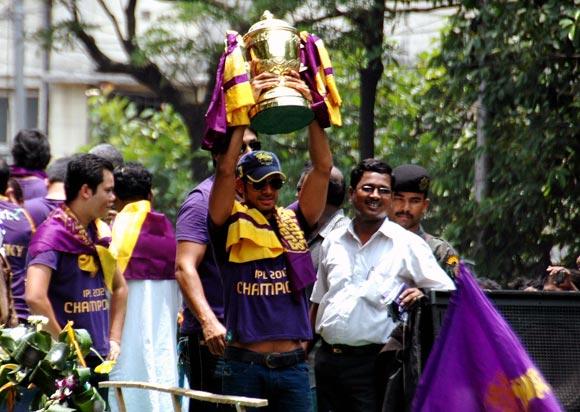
392;164;430;194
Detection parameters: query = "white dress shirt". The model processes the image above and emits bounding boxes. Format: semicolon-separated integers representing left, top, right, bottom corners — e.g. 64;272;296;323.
311;218;456;346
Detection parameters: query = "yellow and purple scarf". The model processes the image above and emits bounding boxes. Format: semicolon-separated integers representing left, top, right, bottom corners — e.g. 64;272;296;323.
203;31;254;150
299;32;342;128
28;205;116;291
226;201;316;292
109;200;176;280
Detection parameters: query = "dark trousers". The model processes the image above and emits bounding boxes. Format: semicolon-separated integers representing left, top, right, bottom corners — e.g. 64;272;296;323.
315;342;384;412
184;333;231;411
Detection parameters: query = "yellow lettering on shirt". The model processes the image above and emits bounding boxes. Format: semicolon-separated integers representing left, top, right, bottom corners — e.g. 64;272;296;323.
236;280;292;296
254;269;268;280
63;299;109;313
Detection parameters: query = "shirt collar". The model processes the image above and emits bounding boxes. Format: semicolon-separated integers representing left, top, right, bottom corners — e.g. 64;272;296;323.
346;216;398;243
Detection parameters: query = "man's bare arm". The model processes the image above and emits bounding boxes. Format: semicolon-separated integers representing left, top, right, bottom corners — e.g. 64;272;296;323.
208;126;247;227
176;241;226;356
25;264;61;337
299;120;333;227
108;267;128;361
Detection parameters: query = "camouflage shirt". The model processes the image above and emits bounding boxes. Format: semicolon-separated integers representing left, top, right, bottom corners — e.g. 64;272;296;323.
417;225;459;281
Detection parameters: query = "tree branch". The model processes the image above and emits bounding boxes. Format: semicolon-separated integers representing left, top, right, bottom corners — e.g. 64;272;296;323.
66;3;185;109
125;0;137;42
293;8;347;26
384;2;460;14
96;0;125;43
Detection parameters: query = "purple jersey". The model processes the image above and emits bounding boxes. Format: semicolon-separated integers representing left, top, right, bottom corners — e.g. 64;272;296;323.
0;199;34;320
15;176;48;200
212;206;313;344
24;197;63;227
175;176;224;334
27;226;110;356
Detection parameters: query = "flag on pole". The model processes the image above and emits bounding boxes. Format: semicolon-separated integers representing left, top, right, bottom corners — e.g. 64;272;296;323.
412;264;563;412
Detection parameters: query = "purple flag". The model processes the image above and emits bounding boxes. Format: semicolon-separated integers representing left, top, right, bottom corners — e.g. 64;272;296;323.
413;264;563;412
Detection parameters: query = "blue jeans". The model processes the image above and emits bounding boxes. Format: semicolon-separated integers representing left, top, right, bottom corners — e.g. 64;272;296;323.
223;358;312;412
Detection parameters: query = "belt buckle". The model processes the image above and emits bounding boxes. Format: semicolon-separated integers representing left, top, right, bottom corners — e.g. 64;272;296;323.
332;347;342;354
265;353;279;368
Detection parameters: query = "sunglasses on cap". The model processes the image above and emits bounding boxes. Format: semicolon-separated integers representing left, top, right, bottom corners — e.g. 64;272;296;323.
240;140;262;153
247;176;285;191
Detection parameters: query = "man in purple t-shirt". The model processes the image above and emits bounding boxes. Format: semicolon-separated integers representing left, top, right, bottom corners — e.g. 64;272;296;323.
175;129;260;412
209;71;332;412
0;159;35;323
26;154;128;366
24;156;70;227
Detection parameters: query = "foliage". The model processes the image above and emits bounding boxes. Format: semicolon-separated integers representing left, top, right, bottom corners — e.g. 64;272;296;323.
402;1;579;281
0;319;106;411
71;0;579;282
41;0;455;176
87;95;201;221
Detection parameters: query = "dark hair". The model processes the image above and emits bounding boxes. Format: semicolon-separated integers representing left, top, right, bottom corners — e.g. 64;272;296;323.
46;156;73;184
0;159;10;193
298;162;346;207
88;143;124;169
11;129;51;170
328;174;346;207
65;154;114;203
349;158;393;189
7;179;23;205
113;162;152;202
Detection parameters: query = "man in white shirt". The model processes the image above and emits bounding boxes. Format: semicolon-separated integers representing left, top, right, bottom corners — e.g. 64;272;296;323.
310;158;455;412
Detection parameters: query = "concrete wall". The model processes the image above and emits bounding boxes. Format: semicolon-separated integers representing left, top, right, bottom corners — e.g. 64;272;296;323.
48;84;89;159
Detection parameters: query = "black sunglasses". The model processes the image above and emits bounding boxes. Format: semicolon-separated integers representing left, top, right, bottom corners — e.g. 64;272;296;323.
248;176;285;191
241;140;262;153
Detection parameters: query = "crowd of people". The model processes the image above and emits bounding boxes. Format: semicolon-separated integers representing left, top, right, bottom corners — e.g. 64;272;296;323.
0;75;576;412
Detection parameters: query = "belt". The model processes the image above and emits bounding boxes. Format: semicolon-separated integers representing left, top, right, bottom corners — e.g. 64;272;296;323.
224;346;305;369
321;340;383;356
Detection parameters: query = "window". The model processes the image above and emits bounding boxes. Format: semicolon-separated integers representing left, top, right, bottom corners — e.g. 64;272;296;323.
0;97;8;144
26;96;38;129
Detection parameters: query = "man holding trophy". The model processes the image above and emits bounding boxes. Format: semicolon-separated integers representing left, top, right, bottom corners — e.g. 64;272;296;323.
202;11;340;411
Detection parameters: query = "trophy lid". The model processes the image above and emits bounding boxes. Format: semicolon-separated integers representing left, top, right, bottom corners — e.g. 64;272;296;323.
245;10;296;36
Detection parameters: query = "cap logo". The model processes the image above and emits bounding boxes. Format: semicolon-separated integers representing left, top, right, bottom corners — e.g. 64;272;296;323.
419;176;430;191
255;152;274;165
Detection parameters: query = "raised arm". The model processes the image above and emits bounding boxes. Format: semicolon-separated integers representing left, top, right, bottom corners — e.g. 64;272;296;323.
298;120;333;227
209;126;247;227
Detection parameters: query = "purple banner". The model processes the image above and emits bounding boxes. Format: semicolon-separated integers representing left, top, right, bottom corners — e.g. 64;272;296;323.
413;264;563;412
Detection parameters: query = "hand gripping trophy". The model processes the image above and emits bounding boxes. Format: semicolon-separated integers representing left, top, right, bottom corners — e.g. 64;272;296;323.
243;11;314;134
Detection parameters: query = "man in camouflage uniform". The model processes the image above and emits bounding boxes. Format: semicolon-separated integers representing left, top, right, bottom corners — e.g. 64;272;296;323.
389;164;459;279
